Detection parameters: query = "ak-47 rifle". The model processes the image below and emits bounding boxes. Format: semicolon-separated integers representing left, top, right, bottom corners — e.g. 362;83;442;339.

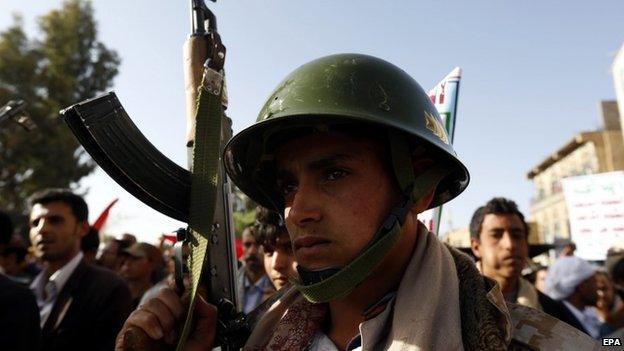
60;1;280;350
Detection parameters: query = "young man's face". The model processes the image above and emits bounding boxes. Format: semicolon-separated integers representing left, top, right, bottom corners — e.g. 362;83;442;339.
262;231;297;290
471;213;528;283
119;255;153;282
275;131;400;270
29;201;87;264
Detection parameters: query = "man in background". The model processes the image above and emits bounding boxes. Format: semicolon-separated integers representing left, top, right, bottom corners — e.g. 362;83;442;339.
545;255;599;337
236;225;271;314
0;209;41;351
81;226;100;265
119;242;162;309
97;237;131;272
470;197;582;329
28;188;132;351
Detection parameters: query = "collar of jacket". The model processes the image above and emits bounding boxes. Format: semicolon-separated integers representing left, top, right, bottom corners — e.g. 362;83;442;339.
42;258;88;335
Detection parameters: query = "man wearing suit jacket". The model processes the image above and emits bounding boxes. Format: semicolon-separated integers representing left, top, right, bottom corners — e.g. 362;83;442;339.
28;188;132;351
0;210;41;351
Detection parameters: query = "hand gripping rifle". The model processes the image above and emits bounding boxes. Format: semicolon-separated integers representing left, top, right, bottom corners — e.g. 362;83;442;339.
60;1;275;349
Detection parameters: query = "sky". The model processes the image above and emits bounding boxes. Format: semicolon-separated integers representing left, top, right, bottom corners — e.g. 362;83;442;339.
1;1;623;244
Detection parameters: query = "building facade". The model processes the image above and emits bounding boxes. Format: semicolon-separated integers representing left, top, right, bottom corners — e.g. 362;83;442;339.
527;102;623;242
613;43;624;143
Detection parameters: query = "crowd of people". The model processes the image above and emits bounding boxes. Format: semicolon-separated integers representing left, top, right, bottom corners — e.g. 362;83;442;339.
0;187;298;351
2;54;621;350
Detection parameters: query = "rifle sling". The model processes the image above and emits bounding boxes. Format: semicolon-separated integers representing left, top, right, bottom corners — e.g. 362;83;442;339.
177;66;224;350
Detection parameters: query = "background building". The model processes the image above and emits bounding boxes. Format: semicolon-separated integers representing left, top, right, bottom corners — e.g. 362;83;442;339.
613;43;624;143
527;101;623;242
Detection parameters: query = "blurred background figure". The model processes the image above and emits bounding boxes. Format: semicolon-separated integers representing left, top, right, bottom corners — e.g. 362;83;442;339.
119;242;162;308
469;197;578;328
0;209;41;351
559;242;577;257
255;206;296;291
27;188;132;350
96;237;131;272
120;233;137;245
81;226;100;265
236;224;270;314
545;256;600;338
0;209;14;272
0;243;30;284
534;266;549;294
139;244;176;307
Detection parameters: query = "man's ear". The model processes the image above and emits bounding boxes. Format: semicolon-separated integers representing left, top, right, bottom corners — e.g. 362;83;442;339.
409;157;438;215
77;221;89;238
470;237;482;259
410;187;436;215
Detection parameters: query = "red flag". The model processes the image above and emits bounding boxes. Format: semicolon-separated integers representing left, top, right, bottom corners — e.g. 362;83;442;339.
92;198;119;231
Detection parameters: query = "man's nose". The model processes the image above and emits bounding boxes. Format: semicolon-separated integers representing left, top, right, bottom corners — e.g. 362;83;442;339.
273;251;287;271
500;232;517;250
285;181;322;227
248;244;259;255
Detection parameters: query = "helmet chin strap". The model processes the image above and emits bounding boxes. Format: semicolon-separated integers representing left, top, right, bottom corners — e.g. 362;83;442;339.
292;131;449;303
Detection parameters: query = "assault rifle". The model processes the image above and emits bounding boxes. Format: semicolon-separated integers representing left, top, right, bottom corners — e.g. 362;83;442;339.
60;1;277;349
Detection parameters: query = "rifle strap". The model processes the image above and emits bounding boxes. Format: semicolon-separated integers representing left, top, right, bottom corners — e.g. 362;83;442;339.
177;66;224;350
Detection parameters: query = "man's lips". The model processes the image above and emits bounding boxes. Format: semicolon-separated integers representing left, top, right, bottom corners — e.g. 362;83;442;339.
293;236;331;251
36;240;54;247
501;255;524;264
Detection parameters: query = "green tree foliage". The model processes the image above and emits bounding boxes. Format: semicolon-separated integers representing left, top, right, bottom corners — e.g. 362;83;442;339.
0;0;120;233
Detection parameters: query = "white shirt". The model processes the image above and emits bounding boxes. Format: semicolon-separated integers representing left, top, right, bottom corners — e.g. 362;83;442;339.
308;294;396;351
562;300;600;338
30;251;84;328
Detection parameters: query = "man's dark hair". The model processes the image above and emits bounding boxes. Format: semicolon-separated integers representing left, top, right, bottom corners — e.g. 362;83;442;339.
28;188;89;222
1;245;28;264
254;206;287;251
0;210;14;246
469;197;528;241
81;226;100;253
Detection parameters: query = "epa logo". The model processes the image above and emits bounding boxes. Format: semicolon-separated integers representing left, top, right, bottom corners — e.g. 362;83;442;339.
602;338;622;346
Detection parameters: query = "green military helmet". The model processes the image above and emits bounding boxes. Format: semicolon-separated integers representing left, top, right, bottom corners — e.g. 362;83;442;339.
224;53;469;212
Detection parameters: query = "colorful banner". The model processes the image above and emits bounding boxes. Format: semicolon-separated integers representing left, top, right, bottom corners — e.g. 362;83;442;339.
418;67;461;234
562;171;624;261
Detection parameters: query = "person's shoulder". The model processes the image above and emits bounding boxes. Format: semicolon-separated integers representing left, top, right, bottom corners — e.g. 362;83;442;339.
0;274;34;300
80;262;128;290
536;289;563;311
506;302;600;350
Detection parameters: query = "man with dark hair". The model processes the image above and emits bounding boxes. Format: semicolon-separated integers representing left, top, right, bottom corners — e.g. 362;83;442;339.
81;226;100;265
119;242;163;309
255;206;297;290
28;188;132;351
118;54;596;350
470;197;587;334
0;209;42;351
98;238;131;272
236;224;271;314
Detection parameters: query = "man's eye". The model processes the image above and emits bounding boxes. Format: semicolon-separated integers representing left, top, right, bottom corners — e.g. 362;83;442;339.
278;182;297;197
326;169;347;181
